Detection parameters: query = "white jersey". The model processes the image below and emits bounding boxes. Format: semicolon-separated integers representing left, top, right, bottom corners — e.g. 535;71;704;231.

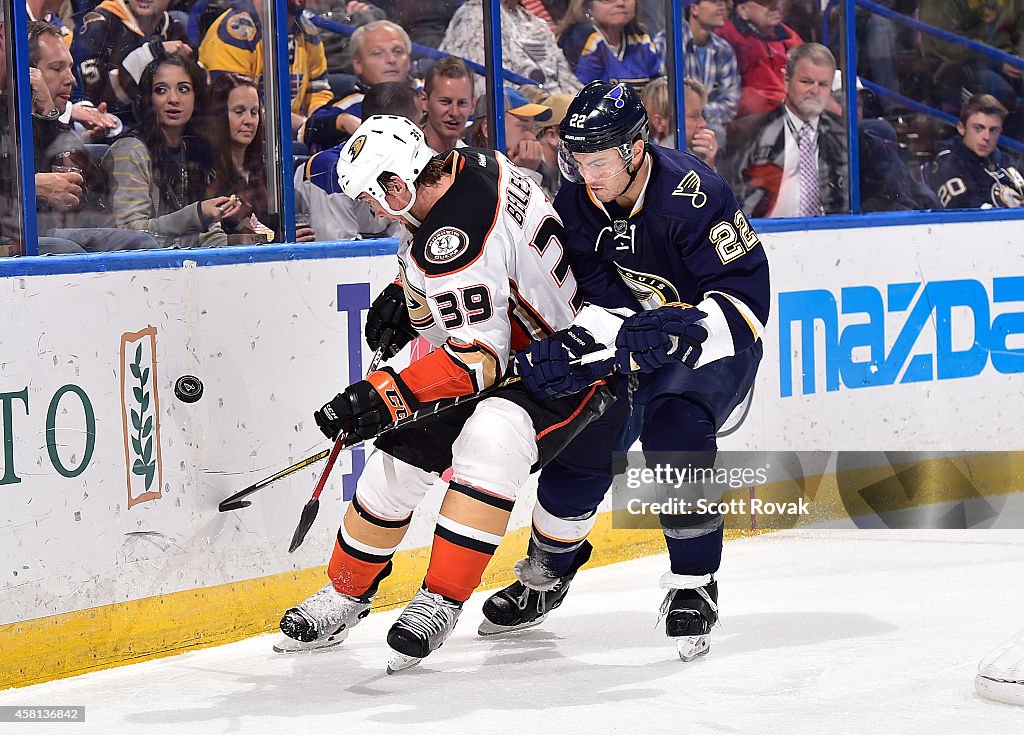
396;149;582;402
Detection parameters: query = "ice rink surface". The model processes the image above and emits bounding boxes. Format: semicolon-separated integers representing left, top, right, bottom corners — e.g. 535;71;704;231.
2;529;1021;734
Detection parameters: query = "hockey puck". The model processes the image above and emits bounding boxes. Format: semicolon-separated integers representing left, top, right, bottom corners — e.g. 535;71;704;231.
174;375;204;403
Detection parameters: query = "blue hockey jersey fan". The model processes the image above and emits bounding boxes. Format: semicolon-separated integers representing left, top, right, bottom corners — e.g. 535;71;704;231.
479;81;770;663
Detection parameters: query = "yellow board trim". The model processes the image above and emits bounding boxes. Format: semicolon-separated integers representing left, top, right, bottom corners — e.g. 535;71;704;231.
2;513;762;690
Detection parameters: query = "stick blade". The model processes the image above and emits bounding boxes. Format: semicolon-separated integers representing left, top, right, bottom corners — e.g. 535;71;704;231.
218;499;252;512
288;498;320;553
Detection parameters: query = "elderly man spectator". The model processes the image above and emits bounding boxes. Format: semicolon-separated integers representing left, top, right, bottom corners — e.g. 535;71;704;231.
724;42;847;218
304;1;386;85
717;0;802;118
71;0;192;133
422;56;473;153
926;93;1024;209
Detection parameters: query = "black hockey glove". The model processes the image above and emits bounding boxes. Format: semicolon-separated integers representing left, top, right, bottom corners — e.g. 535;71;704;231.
314;368;420;442
514;326;614;399
366;282;417;358
615;304;708;373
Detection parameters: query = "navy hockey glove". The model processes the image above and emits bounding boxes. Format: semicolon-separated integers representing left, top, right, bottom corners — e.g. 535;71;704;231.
314;368;420;442
515;326;615;399
615;305;708;373
366;282;417;358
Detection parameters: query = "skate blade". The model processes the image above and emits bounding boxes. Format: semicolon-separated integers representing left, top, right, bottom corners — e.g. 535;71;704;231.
675;634;711;663
975;674;1024;706
272;628;350;654
386;651;423;674
477;614;548;637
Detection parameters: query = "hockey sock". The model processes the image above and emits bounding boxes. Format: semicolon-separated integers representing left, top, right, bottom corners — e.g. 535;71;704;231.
328;494;411;598
533;461;612;577
664;523;724;576
425;480;514;602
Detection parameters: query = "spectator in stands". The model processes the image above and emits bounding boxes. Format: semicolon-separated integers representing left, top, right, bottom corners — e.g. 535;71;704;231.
921;1;1024;139
658;0;739;144
642;76;719;167
1;9;128;256
103;56;242;248
294;81;412;241
926;93;1024;209
299;20;414;150
422;56;473;153
441;0;582;96
717;0;802;118
204;73;287;243
72;0;192;134
199;0;335;143
725;42;847;217
466;86;552;186
376;0;460;55
556;0;661;88
304;1;387;88
29;20;158;251
534;91;572;194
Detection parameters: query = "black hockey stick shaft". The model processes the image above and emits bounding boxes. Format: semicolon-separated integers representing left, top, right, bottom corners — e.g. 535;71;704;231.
219;329;394;514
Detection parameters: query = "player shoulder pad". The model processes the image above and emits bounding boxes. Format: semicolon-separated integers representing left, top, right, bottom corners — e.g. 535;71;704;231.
411;151;500;278
216;10;261;49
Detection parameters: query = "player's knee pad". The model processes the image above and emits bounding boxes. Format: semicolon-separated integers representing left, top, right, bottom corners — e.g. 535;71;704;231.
451;397;538;500
661;509;724;540
354;448;438;520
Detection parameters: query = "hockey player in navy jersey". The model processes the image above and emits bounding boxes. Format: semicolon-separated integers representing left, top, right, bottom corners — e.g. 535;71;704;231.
477;81;771;661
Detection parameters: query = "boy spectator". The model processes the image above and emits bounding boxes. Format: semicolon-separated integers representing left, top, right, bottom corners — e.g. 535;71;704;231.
725;42;847;218
642;76;719;167
716;0;802;118
71;0;191;132
927;93;1024;209
466;86;552;186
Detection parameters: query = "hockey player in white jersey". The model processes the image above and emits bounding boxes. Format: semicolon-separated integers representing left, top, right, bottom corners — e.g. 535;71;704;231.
275;115;614;672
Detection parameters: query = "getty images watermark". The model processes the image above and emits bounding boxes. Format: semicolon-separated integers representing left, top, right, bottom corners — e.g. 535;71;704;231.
609;451;1022;530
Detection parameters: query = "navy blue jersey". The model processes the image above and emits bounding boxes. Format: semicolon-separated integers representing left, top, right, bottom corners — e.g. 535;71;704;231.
554;143;770;365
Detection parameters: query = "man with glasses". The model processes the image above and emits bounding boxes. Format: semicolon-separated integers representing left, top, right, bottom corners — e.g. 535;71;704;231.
479;81;769;662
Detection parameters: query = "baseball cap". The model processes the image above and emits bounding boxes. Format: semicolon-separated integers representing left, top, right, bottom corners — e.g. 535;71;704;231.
537;93;574;130
473;86;553;122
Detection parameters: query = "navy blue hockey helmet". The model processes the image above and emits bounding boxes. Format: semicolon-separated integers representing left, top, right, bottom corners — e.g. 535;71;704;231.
557;82;650;183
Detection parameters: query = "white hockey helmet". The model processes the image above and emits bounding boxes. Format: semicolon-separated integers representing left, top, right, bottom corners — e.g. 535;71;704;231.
336;115;434;225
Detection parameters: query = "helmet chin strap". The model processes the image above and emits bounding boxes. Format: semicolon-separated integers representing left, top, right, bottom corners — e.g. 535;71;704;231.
380;181;421;227
611;145;647;200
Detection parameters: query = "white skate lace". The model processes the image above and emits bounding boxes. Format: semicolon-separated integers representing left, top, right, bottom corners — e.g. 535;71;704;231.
396;588;461;642
510;579;563;615
298;583;365;637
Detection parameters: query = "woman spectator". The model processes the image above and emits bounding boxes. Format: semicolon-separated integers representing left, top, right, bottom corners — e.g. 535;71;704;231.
205;73;274;242
557;0;661;88
104;56;240;248
717;0;802;118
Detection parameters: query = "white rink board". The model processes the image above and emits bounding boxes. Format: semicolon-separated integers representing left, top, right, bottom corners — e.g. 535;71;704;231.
2;217;1023;626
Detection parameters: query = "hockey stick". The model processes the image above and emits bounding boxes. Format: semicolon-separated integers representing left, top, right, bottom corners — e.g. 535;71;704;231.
286;347;617;553
218;329;395;513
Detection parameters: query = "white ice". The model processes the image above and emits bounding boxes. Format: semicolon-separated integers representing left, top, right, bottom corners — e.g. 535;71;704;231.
2;529;1022;734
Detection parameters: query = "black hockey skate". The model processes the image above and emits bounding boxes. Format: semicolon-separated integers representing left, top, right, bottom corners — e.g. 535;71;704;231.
478;540;593;636
660;574;718;662
275;562;392;653
386;585;463;673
